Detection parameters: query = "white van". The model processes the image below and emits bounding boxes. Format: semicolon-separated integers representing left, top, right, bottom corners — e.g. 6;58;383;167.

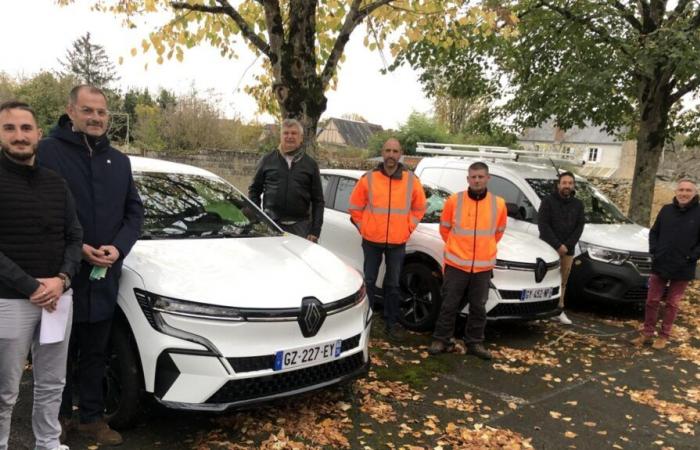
415;147;651;304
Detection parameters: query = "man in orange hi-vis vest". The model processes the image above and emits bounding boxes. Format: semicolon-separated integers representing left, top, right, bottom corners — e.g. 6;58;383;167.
349;138;426;340
429;161;507;360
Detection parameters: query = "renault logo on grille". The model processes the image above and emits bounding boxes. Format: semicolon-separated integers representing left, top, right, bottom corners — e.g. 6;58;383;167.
534;257;547;283
298;297;326;337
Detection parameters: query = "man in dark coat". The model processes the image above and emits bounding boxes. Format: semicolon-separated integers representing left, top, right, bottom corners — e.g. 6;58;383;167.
537;171;585;325
248;118;324;241
632;179;700;350
38;85;144;445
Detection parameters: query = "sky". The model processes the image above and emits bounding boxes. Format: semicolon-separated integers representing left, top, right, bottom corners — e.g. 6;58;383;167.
1;0;433;129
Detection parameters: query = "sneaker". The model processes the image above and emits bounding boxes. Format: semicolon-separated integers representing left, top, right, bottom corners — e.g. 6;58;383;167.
630;333;653;347
554;311;572;325
50;445;70;450
652;337;668;350
428;339;454;355
58;416;73;443
77;419;123;445
467;343;492;360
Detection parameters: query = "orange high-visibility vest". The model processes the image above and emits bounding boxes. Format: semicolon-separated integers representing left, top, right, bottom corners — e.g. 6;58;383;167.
349;166;426;245
439;190;507;273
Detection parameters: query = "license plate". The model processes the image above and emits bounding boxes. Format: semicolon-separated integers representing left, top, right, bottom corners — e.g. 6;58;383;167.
274;339;342;371
520;287;553;301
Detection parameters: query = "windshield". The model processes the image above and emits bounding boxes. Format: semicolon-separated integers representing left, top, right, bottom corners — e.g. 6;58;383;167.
422;185;451;223
135;172;282;239
526;178;631;224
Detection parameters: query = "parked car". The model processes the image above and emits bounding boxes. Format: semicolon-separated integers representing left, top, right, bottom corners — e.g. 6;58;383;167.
106;157;370;427
414;150;651;304
318;169;562;332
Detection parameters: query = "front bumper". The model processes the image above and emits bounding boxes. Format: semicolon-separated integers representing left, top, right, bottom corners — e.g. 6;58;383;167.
568;254;649;303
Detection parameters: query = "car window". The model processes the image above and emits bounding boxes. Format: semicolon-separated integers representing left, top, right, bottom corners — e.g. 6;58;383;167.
422;185;451;223
526;178;631;224
490;175;537;222
135;172;281;239
333;177;357;213
320;174;334;205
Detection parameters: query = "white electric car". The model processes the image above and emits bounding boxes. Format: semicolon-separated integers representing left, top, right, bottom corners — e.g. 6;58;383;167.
105;157;370;428
318;169;562;332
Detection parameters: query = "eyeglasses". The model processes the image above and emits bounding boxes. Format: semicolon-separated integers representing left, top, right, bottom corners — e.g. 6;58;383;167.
76;106;109;118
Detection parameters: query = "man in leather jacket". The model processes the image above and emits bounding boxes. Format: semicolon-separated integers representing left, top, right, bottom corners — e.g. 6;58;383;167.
248;119;324;241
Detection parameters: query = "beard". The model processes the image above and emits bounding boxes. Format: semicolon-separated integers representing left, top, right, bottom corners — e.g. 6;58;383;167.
1;141;37;162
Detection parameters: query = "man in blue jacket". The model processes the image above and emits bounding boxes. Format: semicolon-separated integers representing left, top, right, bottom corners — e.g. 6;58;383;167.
38;85;143;446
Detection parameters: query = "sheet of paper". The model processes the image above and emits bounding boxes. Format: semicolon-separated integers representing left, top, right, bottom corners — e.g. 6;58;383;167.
40;291;73;345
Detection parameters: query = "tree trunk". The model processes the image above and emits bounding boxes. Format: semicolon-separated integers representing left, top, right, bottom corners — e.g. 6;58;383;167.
628;79;672;226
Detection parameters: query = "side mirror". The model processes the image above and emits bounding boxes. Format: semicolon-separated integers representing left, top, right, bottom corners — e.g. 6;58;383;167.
506;202;524;220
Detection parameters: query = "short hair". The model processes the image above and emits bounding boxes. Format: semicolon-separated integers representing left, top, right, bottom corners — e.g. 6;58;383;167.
678;178;696;186
558;171;576;183
68;85;108;105
0;100;38;122
281;118;304;136
468;161;489;173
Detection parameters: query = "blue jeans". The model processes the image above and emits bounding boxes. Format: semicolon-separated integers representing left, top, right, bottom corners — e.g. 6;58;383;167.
362;240;406;329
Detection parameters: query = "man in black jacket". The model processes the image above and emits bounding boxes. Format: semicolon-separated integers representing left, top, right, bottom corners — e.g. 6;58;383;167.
538;171;586;325
632;179;700;350
38;86;144;445
0;101;82;450
248;119;324;241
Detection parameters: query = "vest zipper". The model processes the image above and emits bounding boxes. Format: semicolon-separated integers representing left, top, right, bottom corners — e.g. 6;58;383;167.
472;194;478;272
385;174;392;245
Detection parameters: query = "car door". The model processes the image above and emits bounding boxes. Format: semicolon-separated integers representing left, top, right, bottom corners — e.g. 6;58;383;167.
319;175;364;271
488;175;539;234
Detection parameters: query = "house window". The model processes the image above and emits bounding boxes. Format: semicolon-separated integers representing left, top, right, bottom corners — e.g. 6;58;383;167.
587;147;600;163
563;147;573;156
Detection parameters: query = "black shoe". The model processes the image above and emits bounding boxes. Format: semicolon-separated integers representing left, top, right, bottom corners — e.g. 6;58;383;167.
428;339;454;355
385;323;406;341
467;343;492;360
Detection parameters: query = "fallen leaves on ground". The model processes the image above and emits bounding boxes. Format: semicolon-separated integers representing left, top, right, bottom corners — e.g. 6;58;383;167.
437;423;534;449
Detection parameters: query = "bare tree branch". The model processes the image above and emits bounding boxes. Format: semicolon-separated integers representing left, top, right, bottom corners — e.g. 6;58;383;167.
260;0;283;68
670;76;700;103
171;0;271;56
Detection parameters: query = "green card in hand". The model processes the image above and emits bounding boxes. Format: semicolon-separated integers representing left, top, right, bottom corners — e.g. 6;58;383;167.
90;265;108;281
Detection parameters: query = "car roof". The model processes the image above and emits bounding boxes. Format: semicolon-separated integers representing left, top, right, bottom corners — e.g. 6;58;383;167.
320;168;367;179
129;155;218;178
418;157;586;181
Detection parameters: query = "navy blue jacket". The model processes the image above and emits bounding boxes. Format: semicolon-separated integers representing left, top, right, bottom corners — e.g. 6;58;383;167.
650;195;700;281
38;115;144;323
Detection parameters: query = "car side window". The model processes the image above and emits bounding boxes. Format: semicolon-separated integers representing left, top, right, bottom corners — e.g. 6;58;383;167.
333;177;357;213
320;174;333;204
490;175;538;222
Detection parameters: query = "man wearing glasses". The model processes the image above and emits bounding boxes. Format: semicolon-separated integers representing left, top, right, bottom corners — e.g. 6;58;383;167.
38;85;143;446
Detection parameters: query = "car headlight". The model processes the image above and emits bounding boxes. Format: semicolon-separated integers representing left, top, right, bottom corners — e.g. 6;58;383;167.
579;242;629;265
135;289;243;322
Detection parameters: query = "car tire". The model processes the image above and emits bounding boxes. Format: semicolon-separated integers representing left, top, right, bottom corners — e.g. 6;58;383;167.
398;263;442;332
104;324;143;430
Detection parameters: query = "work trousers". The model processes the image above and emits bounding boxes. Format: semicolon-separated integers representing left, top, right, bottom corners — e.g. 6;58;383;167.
0;298;72;450
362;240;406;329
433;266;491;345
60;319;113;424
642;273;690;339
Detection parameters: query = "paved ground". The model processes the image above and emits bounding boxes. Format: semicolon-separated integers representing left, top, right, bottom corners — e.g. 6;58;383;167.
9;284;700;449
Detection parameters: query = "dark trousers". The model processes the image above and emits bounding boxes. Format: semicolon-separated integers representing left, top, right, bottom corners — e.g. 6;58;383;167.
279;219;310;238
362;240;406;329
433;265;491;344
60;319;113;424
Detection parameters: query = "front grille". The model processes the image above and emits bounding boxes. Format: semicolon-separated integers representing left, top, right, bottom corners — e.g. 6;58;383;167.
496;260;560;270
623;286;648;300
207;352;366;404
498;287;560;300
628;253;652;275
227;334;362;373
488;299;559;317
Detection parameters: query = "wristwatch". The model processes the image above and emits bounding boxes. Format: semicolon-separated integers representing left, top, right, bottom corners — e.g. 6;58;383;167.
58;273;71;292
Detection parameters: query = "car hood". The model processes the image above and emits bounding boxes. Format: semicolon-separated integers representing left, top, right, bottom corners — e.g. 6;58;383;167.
415;224;559;263
124;235;362;308
579;224;649;253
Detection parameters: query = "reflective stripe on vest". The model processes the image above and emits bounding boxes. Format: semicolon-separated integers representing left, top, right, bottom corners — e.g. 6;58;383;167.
444;252;497;268
366;170;414;214
450;191;498;236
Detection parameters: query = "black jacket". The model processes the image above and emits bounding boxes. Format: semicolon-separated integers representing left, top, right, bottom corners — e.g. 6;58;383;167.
649;195;700;281
248;148;324;237
0;151;83;299
38;115;144;323
537;191;586;255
